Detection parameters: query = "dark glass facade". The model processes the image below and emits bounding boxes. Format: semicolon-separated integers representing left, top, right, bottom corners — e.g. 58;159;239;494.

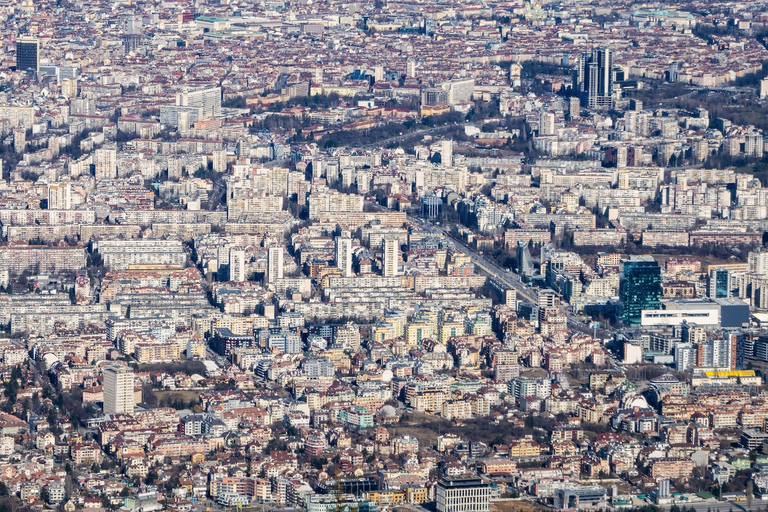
16;39;38;72
621;256;661;326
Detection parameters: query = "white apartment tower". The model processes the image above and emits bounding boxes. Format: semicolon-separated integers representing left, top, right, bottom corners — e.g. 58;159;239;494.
539;112;556;135
211;150;227;173
383;238;399;277
61;77;78;98
335;236;353;277
267;246;284;284
178;110;190;133
168;156;182;179
441;139;453;167
749;250;768;275
103;365;135;415
94;147;117;180
406;60;416;78
48;183;71;210
13;129;25;154
229;248;246;282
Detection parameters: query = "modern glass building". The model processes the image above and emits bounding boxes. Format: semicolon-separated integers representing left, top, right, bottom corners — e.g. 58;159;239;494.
578;46;613;108
709;268;731;298
16;37;39;73
621;255;662;326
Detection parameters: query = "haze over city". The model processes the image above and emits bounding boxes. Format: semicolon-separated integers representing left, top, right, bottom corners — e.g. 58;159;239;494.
5;1;768;512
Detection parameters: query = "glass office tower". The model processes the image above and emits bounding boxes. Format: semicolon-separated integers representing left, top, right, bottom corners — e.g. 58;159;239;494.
621;255;662;326
16;37;39;73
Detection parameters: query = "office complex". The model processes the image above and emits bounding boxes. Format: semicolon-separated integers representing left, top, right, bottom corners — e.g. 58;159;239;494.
709;268;731;298
435;478;490;512
16;37;39;73
578;47;613;109
103;365;135;415
621;255;662;326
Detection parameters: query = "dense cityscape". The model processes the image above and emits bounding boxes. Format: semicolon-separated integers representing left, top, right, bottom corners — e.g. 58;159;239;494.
7;0;768;512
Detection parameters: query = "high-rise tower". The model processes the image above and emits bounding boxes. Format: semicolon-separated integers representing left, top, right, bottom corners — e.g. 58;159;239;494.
16;37;39;73
578;47;613;109
620;255;661;326
103;365;135;415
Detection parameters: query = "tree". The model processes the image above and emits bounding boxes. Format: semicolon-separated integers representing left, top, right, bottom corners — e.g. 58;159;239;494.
3;377;18;405
311;456;328;469
669;153;677;167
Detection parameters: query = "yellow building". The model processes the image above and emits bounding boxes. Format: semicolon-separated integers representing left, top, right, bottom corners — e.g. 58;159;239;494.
406;488;428;504
420;105;451;117
372;322;399;343
364;491;406;505
411;387;447;413
508;440;540;458
319;348;351;372
405;321;435;346
318;267;344;289
438;321;465;343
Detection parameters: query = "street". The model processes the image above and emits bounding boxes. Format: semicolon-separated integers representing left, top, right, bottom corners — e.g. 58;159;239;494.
402;212;614;339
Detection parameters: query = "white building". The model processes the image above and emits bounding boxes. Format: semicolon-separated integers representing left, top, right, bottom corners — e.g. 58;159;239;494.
540;112;556;135
335;237;353;278
640;306;719;328
103;364;135;415
48;183;71;210
229;248;246;283
94;147;117;180
442;79;475;105
406;60;416;78
267;246;284;284
176;86;221;118
212;150;227;173
382;238;399;277
674;343;695;372
436;478;490;512
749;250;768;275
